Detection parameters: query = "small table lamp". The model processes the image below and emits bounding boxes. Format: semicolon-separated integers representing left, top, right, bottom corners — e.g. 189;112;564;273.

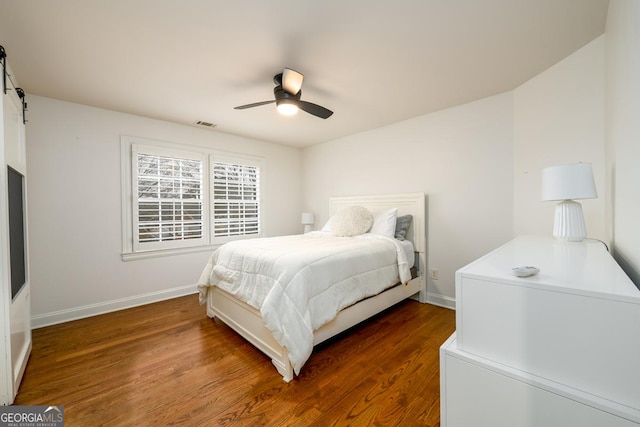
301;212;315;234
541;163;597;242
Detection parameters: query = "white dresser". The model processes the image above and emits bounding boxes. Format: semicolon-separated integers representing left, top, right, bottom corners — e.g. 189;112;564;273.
440;236;640;427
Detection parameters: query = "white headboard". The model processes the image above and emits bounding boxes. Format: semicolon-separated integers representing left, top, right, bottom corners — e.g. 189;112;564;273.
328;193;427;255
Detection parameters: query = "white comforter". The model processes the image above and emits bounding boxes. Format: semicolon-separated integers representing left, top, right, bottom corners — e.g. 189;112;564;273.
197;231;411;375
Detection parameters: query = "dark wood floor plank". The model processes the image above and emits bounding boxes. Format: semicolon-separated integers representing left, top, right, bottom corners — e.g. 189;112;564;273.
14;295;455;426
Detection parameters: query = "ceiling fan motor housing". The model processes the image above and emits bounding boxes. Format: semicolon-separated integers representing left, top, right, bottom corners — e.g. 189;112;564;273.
274;85;302;100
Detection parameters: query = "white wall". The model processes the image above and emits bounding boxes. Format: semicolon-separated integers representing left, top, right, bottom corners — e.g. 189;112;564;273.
606;0;640;285
26;96;301;326
513;36;606;241
302;93;515;307
24;5;633;324
302;34;610;306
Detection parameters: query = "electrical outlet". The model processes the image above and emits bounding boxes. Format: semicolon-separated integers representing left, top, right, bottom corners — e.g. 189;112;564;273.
430;269;439;280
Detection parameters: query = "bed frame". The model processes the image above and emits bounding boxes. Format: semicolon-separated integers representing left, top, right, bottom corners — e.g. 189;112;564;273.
206;192;427;381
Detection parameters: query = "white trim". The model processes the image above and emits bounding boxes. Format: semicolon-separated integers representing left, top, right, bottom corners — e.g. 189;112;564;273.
120;138;134;254
31;284;198;329
425;292;456;310
121;243;221;261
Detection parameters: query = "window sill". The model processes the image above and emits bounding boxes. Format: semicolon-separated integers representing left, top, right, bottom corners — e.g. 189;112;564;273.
121;244;221;262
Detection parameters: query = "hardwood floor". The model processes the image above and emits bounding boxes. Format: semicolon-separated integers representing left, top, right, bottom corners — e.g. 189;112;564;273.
14;295;455;426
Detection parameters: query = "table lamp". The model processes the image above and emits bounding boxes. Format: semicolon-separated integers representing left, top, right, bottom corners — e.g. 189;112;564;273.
541;163;597;242
301;212;315;234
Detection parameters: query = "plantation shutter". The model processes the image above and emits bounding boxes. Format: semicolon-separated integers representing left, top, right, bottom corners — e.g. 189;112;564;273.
212;157;261;240
133;145;206;250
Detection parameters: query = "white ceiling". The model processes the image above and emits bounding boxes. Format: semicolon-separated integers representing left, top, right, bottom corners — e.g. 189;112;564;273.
0;0;609;148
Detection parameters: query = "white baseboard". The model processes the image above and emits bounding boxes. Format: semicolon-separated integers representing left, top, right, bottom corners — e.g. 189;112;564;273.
31;284;198;329
426;292;456;310
31;286;454;329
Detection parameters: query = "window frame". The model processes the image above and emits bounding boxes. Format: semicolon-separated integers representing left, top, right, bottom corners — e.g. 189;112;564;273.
121;136;265;260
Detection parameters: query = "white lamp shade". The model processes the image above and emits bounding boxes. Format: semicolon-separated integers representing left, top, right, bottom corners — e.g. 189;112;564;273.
301;212;315;225
541;163;597;201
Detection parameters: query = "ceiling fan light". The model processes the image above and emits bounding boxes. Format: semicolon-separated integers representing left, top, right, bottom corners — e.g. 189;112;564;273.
277;101;298;116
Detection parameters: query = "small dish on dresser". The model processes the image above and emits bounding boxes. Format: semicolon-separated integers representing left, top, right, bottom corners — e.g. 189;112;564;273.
512;266;540;277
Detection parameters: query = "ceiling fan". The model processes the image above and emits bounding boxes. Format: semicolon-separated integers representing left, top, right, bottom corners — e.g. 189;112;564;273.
234;68;333;119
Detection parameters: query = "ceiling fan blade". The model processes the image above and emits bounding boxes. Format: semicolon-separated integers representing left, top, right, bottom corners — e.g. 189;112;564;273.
282;68;304;95
299;101;333;119
234;100;275;110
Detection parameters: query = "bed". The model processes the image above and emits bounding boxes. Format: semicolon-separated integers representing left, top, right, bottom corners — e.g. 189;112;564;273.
197;193;427;382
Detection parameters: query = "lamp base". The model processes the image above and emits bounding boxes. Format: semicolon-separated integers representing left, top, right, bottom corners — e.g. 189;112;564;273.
303;224;313;234
553;200;587;242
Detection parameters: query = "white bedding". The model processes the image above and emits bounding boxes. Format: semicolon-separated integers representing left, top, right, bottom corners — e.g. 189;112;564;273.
398;239;415;269
197;231;411;375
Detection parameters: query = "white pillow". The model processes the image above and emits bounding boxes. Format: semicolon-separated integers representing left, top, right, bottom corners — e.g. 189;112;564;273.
330;206;374;237
321;216;333;232
369;208;398;238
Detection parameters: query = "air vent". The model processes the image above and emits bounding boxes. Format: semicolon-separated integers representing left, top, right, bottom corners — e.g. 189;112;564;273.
194;120;217;128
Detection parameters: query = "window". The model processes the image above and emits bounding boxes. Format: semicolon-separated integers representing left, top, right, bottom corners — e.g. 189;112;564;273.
122;137;263;258
212;156;261;240
132;145;206;251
